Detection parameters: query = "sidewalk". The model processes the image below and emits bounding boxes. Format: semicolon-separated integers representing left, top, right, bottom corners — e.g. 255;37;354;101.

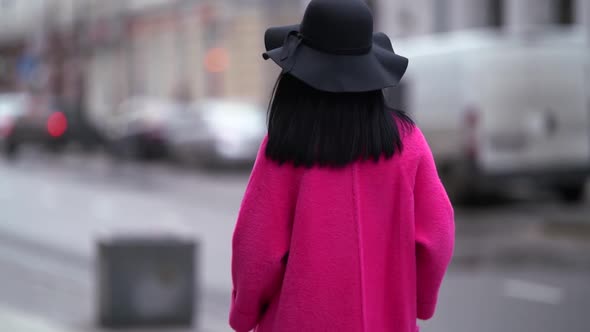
0;304;231;332
0;305;79;332
453;209;590;270
1;152;589;331
0;304;229;332
0;161;237;331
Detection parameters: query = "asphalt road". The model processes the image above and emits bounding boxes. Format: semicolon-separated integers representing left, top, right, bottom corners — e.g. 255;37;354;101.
0;150;589;332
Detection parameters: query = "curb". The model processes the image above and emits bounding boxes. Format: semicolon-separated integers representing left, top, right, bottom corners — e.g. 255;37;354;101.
452;220;590;270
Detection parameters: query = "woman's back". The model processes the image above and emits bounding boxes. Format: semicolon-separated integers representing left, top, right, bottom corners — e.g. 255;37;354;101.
230;1;454;331
231;128;454;332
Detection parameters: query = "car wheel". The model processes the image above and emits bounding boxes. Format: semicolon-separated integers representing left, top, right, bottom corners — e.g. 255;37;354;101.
3;140;19;159
444;178;472;205
440;165;480;205
119;139;141;160
48;142;66;154
138;144;153;161
196;154;220;170
557;184;586;204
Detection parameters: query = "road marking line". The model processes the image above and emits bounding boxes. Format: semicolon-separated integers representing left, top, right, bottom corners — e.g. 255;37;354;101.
39;184;58;211
503;279;563;305
90;196;115;222
0;304;80;332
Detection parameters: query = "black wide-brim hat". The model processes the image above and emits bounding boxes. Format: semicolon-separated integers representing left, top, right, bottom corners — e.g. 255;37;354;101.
262;0;409;93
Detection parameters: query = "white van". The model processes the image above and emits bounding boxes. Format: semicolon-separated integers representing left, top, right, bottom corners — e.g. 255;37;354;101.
389;30;590;203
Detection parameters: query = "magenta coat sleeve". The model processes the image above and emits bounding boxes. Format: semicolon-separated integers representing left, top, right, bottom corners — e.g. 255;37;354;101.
413;132;455;320
229;138;297;332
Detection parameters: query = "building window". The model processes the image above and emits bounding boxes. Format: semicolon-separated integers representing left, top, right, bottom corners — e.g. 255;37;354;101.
1;0;14;9
488;0;504;28
433;0;449;33
554;0;574;25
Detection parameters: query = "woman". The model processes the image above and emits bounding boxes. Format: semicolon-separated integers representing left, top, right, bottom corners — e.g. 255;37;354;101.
229;1;454;331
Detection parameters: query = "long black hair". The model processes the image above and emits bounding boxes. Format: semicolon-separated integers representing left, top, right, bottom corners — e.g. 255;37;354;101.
266;74;414;168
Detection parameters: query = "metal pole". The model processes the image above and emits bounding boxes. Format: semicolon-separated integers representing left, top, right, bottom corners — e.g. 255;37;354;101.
174;0;191;97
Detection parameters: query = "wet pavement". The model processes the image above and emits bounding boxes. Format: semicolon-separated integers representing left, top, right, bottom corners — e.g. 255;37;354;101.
0;150;589;332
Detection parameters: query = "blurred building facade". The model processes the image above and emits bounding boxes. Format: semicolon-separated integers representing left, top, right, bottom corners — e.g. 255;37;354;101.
0;0;589;125
0;1;46;92
78;0;299;124
0;0;278;123
374;0;590;38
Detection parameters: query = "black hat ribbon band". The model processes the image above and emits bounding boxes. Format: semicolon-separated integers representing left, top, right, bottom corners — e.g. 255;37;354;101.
279;30;373;73
279;31;303;73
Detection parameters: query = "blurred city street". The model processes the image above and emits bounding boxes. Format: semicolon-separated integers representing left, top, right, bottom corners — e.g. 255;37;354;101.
0;149;244;331
1;1;590;330
1;149;589;332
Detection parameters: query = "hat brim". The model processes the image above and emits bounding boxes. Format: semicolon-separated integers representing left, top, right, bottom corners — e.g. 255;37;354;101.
263;24;409;93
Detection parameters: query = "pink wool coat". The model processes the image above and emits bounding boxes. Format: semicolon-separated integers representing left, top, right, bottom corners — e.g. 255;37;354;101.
230;127;454;332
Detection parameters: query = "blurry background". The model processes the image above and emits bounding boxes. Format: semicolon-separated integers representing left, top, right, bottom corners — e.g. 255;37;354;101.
0;0;589;331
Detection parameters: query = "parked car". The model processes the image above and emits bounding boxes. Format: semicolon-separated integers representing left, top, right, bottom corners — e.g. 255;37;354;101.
168;99;266;167
61;102;106;152
0;93;28;157
393;29;590;203
2;92;69;157
105;97;176;160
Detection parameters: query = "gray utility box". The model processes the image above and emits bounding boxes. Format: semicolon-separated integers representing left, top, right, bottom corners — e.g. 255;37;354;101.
96;235;198;328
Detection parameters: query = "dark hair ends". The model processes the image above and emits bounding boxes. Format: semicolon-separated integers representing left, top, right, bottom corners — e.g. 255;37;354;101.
266;74;413;168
